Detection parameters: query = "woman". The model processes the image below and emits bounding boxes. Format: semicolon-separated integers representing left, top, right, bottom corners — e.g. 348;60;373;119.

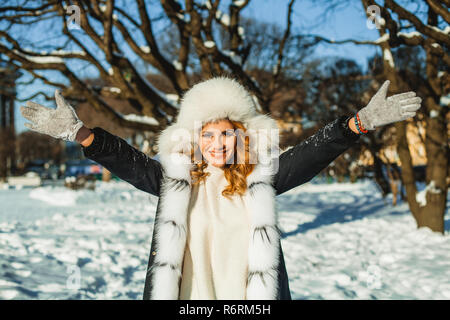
20;76;421;300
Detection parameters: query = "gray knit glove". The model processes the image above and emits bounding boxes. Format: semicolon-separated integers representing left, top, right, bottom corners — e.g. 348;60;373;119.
357;80;422;131
20;90;84;142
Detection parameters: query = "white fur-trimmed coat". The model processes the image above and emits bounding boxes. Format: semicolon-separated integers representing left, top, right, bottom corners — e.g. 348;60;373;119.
82;77;361;300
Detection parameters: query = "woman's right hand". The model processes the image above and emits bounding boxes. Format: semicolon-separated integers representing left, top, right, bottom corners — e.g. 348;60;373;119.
20;89;85;142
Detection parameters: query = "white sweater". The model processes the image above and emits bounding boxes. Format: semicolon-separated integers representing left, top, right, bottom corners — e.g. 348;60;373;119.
179;164;251;299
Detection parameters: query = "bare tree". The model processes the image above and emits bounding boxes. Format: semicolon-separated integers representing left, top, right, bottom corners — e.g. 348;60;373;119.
307;0;449;233
0;0;300;134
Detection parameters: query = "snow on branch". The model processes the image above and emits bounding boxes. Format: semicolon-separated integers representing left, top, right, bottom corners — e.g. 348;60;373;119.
215;10;230;26
104;87;121;94
383;48;395;68
375;33;390;44
13;49;64;64
204;40;216;48
122;114;160;126
12;48;87;64
232;0;247;7
397;31;422;39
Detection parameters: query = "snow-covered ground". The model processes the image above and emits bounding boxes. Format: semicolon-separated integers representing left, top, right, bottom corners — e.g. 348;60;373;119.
0;177;448;300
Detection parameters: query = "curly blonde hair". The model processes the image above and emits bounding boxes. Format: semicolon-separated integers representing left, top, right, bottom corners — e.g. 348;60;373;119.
190;118;255;199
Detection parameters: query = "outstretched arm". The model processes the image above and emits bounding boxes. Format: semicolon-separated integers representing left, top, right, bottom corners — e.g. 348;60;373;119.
273;80;422;196
273;115;360;196
20;89;164;197
80;126;163;197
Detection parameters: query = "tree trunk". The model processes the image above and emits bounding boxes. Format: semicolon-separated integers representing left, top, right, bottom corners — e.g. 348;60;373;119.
396;115;447;234
413;43;449;234
416;96;448;233
385;161;398;206
371;149;391;197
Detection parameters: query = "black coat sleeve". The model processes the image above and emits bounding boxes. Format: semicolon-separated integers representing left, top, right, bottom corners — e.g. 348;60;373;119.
272;115;361;196
81;127;163;197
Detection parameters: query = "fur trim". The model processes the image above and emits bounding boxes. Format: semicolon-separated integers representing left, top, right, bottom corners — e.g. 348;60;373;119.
150;174;190;299
149;76;281;300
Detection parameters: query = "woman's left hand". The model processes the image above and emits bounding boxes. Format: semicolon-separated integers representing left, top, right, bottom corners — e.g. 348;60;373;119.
357;80;422;131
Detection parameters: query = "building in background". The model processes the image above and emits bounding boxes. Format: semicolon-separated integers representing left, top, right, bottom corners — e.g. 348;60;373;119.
0;60;21;181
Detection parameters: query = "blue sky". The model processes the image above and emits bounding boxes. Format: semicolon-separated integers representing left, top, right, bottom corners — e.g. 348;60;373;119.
245;0;380;67
13;0;382;134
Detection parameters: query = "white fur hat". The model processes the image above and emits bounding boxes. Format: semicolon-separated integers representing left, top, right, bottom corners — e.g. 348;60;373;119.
156;76;279;168
176;76;258;130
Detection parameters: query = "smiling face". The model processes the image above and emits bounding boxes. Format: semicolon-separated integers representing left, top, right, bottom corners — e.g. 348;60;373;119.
199;119;237;168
